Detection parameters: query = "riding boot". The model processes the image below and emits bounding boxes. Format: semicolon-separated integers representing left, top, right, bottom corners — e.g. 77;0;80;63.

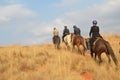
89;45;93;53
62;36;64;42
89;45;94;58
62;35;65;42
88;39;92;51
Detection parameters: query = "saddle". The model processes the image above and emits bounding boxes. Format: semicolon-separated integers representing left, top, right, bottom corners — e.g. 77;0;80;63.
93;37;103;45
92;37;103;50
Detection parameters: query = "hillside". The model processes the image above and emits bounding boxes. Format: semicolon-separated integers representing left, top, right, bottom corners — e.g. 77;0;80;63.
0;34;120;80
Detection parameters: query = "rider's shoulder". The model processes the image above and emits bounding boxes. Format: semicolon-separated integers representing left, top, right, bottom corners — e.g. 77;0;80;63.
96;26;99;28
92;26;99;28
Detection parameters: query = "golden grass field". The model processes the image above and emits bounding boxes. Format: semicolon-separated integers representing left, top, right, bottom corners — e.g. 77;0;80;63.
0;34;120;80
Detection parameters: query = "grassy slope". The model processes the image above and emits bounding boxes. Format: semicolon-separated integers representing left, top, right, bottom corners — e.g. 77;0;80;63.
0;34;120;80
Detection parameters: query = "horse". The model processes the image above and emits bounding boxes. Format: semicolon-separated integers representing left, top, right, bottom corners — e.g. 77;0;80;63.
53;36;60;49
88;37;118;65
63;34;72;50
71;33;87;55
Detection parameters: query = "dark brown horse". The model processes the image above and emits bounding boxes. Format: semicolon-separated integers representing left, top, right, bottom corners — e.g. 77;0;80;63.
89;38;118;65
71;33;87;55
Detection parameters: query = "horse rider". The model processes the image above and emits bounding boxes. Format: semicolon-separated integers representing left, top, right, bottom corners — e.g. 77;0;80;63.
62;26;70;42
53;27;59;44
73;25;81;36
89;20;103;52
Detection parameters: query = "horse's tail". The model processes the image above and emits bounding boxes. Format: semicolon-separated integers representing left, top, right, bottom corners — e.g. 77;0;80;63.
105;41;118;65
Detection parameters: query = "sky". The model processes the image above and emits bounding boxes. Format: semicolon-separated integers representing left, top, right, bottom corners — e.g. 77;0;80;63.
0;0;120;46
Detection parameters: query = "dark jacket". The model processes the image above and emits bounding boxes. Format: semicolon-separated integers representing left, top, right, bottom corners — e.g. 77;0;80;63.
63;28;70;36
74;27;81;35
89;26;101;38
89;26;102;46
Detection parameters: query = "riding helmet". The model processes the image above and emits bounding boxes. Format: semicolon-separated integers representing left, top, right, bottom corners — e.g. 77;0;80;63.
73;25;77;28
92;20;97;24
64;26;67;28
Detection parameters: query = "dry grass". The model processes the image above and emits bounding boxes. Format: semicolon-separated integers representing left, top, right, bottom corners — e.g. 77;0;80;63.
0;34;120;80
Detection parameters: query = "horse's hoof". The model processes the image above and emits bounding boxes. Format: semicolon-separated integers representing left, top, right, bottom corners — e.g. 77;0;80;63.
99;60;102;64
108;60;111;63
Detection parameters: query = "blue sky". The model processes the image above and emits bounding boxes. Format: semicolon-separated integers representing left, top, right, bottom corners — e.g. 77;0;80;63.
0;0;120;46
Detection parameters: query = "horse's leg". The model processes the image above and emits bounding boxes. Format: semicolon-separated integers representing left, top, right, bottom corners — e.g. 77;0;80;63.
106;52;111;63
82;48;85;56
77;45;80;53
94;53;97;60
81;45;85;56
54;37;58;49
81;40;87;55
81;44;85;55
90;52;93;58
83;42;87;52
57;38;60;49
57;43;59;49
76;44;82;54
67;43;71;50
77;45;79;52
72;45;75;52
98;53;102;64
65;43;68;50
55;44;57;49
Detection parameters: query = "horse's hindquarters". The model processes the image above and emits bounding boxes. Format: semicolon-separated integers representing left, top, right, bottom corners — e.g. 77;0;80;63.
64;34;72;50
53;36;60;49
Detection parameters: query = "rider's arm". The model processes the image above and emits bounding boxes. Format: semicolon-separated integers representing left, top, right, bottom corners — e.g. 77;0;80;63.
89;27;92;38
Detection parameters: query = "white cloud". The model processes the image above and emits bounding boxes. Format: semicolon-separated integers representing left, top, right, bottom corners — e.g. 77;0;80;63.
0;4;35;22
25;0;120;45
1;0;120;45
31;18;68;37
54;0;120;33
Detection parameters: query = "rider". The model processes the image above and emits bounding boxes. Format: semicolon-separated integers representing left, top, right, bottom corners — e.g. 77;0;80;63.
73;25;81;36
89;20;103;52
53;27;59;44
62;26;70;42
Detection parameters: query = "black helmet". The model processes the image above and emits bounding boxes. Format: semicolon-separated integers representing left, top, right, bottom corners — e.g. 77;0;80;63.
64;26;67;28
73;25;77;28
54;27;56;30
92;20;97;24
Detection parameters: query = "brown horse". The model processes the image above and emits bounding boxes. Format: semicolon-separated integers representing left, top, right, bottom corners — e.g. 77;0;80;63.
71;33;87;55
90;38;118;65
